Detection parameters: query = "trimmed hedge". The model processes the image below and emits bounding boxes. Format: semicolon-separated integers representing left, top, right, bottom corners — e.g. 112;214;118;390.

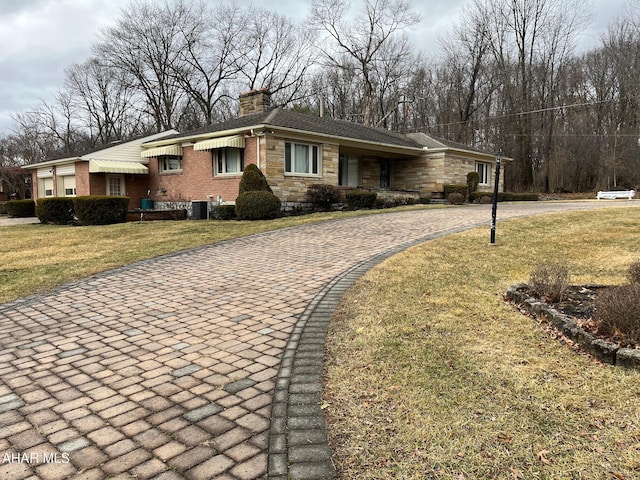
307;184;341;210
6;199;36;217
466;172;480;199
235;191;281;220
73;196;130;225
447;192;465;205
345;190;377;210
238;164;272;194
0;202;7;215
471;191;539;202
444;184;468;201
212;204;237;220
36;197;75;225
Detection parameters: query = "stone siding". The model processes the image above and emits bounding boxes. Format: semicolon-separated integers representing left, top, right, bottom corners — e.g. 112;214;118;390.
264;137;339;203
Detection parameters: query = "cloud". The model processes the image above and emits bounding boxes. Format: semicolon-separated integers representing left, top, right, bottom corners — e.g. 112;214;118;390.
0;0;123;132
0;0;631;135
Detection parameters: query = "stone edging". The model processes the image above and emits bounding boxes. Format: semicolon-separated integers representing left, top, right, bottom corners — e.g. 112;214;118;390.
506;284;640;369
268;224;483;480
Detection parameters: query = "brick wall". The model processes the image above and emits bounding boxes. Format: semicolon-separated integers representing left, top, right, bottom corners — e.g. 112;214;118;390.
75;162;91;196
147;136;259;204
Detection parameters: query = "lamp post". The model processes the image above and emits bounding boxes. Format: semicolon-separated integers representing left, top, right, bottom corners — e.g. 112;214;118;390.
490;149;503;245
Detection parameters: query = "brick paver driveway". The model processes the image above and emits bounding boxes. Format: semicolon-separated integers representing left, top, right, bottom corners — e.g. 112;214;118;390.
1;201;637;480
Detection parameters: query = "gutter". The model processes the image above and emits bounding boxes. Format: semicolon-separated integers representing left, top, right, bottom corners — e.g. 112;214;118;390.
143;124;424;157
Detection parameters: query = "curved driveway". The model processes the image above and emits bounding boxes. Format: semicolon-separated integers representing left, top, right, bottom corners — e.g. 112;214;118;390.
0;201;637;480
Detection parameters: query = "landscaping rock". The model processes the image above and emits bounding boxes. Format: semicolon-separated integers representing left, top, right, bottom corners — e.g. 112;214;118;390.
617;348;640;369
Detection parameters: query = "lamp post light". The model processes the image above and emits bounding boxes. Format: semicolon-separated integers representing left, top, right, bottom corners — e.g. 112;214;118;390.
490;149;503;245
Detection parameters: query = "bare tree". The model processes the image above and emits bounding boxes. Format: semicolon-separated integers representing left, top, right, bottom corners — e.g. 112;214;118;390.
310;0;419;126
94;0;193;131
237;7;317;107
170;2;244;125
65;59;144;144
437;1;496;145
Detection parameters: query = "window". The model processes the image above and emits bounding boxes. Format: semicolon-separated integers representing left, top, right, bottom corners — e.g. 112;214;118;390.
160;155;183;173
339;154;361;187
43;178;54;197
285;142;320;175
62;176;76;197
107;175;125;196
215;148;244;175
476;162;490;185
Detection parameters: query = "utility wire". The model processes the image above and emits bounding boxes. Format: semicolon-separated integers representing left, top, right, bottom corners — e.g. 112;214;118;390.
424;99;610;130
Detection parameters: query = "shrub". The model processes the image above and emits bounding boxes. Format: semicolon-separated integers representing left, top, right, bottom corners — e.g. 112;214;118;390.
466;171;480;201
36;197;75;225
0;202;7;215
528;263;571;302
447;192;465;205
471;192;539;202
497;192;539;202
307;184;341;210
238;164;272;194
418;197;431;205
479;195;492;204
212;204;236;220
73;196;130;225
444;184;467;202
345;190;377;210
627;260;640;284
235;191;281;220
6;199;35;217
595;284;640;345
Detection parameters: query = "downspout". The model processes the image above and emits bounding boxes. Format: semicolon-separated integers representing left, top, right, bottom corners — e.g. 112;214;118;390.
251;129;260;170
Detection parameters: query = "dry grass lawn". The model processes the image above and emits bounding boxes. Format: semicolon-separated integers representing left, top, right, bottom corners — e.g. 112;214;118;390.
324;208;640;479
0;205;434;304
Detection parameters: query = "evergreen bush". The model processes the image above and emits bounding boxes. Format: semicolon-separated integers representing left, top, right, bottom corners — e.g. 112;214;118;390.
6;199;35;217
447;192;465;205
36;197;75;225
345;190;377;210
466;172;480;201
443;184;467;202
73;196;130;225
238;164;272;194
212;204;237;220
307;184;341;210
235;191;281;220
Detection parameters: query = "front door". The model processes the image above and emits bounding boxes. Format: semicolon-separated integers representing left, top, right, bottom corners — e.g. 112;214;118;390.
380;159;390;189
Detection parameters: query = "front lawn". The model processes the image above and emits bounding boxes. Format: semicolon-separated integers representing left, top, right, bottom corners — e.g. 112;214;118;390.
0;206;433;304
324;208;640;479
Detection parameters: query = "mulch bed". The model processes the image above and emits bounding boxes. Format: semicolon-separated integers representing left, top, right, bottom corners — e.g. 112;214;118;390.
526;285;639;350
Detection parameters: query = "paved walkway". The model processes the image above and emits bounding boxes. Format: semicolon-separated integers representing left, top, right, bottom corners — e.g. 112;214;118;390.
0;201;637;480
0;216;40;226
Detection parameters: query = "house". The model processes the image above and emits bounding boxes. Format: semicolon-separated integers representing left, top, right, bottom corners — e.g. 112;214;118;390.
26;90;506;211
141;90;506;209
24;131;178;206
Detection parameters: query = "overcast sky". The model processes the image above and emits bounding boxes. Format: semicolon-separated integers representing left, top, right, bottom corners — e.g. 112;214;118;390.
0;0;630;135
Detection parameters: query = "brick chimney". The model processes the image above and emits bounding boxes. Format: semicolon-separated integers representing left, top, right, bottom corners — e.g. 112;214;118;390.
239;89;272;116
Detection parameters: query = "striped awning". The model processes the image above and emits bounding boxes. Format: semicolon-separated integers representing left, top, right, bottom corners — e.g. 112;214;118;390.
193;135;245;151
89;160;149;174
140;144;182;158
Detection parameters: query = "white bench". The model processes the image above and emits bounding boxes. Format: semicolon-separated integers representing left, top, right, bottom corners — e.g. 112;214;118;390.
597;190;635;200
